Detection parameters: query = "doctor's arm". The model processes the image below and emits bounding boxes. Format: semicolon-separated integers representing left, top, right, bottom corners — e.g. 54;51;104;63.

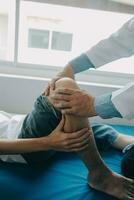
70;17;134;70
97;82;134;120
70;17;134;71
45;17;134;94
51;82;134;119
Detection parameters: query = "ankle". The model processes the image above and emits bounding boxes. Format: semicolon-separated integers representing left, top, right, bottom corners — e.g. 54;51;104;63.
89;167;112;182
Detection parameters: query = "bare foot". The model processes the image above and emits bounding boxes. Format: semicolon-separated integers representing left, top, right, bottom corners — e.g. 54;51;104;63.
88;170;134;200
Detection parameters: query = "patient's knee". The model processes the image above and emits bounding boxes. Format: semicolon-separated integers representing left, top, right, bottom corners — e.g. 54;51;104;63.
48;77;80;99
55;77;79;90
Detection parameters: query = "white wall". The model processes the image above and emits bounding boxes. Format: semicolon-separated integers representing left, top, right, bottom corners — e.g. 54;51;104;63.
0;15;8;59
0;73;134;126
0;73;116;114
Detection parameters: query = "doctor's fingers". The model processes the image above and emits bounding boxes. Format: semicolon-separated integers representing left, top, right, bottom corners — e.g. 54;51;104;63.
54;88;76;95
61;108;77;115
50;77;61;90
45;77;61;96
51;93;71;101
53;101;72;109
44;84;50;96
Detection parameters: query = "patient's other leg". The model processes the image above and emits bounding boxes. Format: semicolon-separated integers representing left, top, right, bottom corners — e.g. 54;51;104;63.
48;78;134;200
112;133;134;150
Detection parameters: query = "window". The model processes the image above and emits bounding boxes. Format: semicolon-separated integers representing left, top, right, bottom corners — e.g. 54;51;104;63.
51;31;73;51
0;0;134;78
28;29;72;51
28;29;50;49
18;1;74;66
18;0;134;70
0;0;15;61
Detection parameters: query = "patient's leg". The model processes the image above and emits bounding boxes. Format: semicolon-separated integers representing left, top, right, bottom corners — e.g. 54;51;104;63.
112;133;134;150
49;78;134;200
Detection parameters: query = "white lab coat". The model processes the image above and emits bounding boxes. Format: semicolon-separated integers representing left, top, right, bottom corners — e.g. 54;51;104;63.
86;17;134;119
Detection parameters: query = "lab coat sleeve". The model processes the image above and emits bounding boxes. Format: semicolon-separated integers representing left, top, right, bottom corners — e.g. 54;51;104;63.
94;93;122;119
86;17;134;67
69;17;134;73
112;82;134;120
69;53;95;73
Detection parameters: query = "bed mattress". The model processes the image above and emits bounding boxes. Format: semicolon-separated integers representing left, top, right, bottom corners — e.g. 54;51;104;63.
0;124;133;200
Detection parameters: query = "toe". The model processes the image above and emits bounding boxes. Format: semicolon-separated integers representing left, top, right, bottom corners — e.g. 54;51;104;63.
127;192;134;198
127;187;134;194
125;190;134;199
124;178;134;187
125;196;134;200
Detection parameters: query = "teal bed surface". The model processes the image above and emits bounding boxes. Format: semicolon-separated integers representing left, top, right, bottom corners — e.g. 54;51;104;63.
0;125;134;200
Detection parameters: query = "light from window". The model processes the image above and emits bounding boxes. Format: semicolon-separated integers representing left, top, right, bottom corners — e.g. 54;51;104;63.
28;29;50;49
18;1;134;74
51;31;73;51
0;0;15;61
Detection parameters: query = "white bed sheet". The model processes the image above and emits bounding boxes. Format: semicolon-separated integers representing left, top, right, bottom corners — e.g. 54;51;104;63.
0;111;26;163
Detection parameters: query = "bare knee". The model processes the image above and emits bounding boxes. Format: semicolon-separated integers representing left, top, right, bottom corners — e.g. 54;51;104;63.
47;78;80;111
49;77;79;97
55;77;79;90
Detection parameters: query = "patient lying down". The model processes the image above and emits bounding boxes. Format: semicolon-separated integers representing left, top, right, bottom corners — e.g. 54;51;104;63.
18;77;134;200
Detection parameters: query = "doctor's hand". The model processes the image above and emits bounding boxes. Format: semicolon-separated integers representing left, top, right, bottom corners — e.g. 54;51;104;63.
44;76;61;96
48;116;91;152
44;64;75;96
50;88;97;117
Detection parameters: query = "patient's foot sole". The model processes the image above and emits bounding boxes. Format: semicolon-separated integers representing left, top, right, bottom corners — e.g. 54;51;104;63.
88;171;134;200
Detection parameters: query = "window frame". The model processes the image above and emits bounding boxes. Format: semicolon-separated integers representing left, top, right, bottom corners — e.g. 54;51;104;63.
0;0;134;87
